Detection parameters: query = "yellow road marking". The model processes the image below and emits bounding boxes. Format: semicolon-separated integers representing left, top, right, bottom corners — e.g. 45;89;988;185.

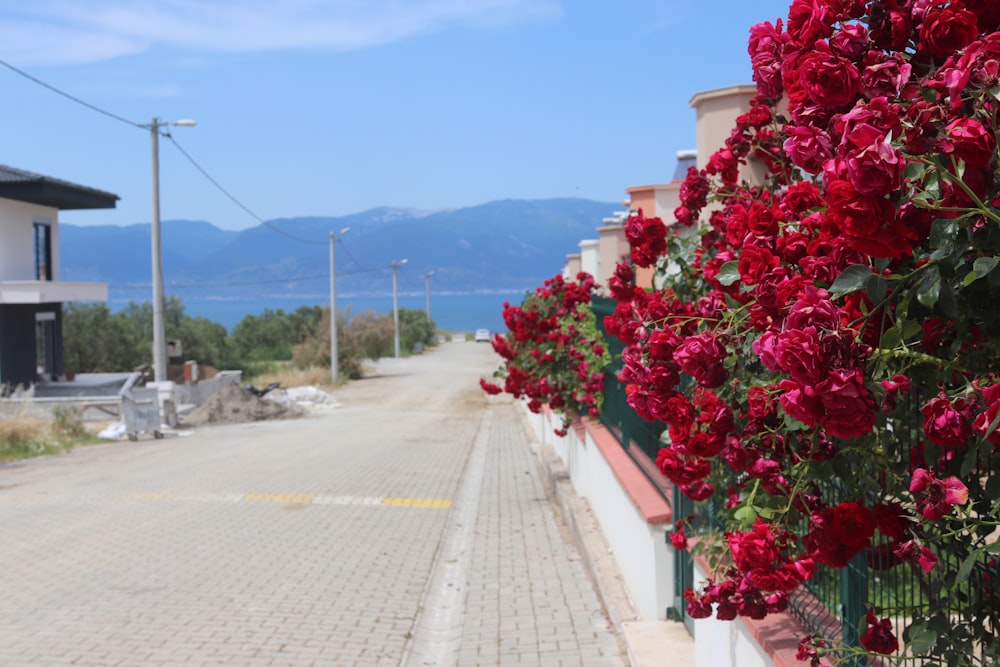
381;497;452;509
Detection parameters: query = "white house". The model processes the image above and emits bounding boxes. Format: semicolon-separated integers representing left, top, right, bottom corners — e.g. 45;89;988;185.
0;165;118;389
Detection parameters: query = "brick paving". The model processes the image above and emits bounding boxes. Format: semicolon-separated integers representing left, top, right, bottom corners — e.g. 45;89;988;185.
0;343;627;666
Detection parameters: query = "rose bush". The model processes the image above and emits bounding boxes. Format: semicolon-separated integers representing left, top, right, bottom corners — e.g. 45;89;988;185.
604;1;1000;663
481;272;610;436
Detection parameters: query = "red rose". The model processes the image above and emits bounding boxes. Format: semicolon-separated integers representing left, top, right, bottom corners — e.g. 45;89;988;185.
860;608;899;655
782;180;823;215
670;522;688;550
677;431;726;458
778;379;823;426
798;44;860;108
870;4;912;51
804;502;874;567
681;479;715;501
845;139;905;197
973;382;1000;444
910;468;969;521
786;0;834;45
738;244;780;285
825;179;896;239
774;327;824;385
783;124;834;174
830;21;870;60
942;33;1000;108
729;520;783;571
918;5;979;60
749;20;787;99
785;286;843;331
745;200;782;237
860;51;911;100
817;369;876;439
828;501;876;549
944;117;996;168
625;210;668;268
673;334;728;388
920;395;972;448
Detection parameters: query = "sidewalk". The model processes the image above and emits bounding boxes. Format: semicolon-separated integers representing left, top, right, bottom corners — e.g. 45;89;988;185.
402;399;627;666
512;400;697;667
401;395;695;666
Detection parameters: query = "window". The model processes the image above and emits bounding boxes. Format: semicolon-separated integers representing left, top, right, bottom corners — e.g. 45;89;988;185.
33;219;52;281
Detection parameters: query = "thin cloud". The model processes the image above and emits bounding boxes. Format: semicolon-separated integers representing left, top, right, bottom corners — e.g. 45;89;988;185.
1;0;562;66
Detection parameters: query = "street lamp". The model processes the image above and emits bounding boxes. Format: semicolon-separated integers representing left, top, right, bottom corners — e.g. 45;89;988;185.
329;227;350;384
391;259;408;358
145;116;196;384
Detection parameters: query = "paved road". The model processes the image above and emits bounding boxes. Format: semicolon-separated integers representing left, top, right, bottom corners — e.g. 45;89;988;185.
0;342;626;667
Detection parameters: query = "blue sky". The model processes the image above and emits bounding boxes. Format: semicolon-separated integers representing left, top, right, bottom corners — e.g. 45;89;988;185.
0;1;794;230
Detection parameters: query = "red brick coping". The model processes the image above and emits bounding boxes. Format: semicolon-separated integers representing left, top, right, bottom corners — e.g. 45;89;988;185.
690;551;816;667
540;406;672;525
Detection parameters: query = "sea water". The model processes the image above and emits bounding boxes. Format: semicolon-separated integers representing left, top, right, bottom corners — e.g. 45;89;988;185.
107;289;528;334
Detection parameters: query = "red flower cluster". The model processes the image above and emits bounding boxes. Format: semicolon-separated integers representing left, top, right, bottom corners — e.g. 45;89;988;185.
481;273;610;434
603;0;1000;658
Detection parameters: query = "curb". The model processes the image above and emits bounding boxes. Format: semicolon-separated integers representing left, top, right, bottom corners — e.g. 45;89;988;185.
517;409;639;664
518;408;697;667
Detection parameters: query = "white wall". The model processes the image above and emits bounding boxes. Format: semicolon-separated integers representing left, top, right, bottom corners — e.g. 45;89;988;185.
692;560;776;667
579;239;599;280
0;197;58;281
531;405;674;621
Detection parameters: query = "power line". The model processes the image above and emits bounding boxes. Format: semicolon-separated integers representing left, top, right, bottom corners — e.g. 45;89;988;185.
114;267;380;290
166;135;326;246
0;55;330;247
336;237;381;274
0;56;143;129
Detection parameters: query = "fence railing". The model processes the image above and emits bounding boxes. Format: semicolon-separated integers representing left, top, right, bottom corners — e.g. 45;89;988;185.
589;299;997;664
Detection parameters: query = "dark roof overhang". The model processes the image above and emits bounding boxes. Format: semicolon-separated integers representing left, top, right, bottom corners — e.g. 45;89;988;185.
0;165;119;210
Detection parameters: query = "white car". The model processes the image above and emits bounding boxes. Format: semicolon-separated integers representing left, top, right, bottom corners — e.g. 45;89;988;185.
474;328;491;342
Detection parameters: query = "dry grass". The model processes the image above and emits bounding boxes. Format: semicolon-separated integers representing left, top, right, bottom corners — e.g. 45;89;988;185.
0;392;95;461
250;363;332;389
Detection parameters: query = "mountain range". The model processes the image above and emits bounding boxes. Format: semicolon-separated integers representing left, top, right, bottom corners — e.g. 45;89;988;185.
59;198;623;302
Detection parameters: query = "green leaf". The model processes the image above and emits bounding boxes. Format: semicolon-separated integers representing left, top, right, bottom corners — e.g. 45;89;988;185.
986;472;1000;501
960;438;981;479
880;326;901;349
917;266;942;309
905;620;939;655
963;270;978;287
987;541;1000;554
829;264;874;297
717;260;741;287
896;320;920;343
903;161;925;181
929;219;957;249
973;256;999;279
938;280;958;318
867;274;889;303
955;551;978;585
734;505;758;528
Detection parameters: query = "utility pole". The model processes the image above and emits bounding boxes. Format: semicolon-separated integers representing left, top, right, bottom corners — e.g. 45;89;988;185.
329;227;350;384
392;259;407;358
145;117;196;383
149;118;166;383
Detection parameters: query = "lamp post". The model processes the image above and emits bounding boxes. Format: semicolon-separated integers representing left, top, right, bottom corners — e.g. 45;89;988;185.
329;227;350;384
145;117;196;383
391;259;408;358
424;271;433;321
